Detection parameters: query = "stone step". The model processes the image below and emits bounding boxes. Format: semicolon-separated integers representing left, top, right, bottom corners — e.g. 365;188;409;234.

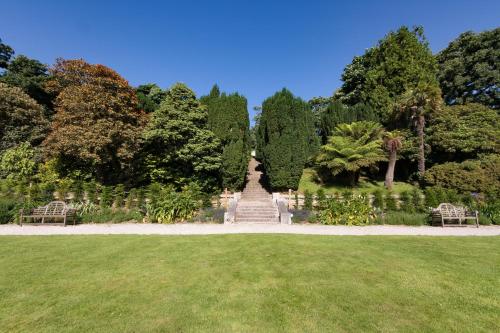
235;218;280;223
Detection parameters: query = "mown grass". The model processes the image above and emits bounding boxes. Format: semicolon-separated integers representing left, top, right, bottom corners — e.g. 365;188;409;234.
298;168;416;195
0;235;499;332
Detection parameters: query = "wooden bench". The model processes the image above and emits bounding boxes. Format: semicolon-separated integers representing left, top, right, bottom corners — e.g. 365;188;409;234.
431;203;479;228
19;201;77;226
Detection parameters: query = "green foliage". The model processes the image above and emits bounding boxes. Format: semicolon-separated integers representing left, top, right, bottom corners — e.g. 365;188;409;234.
399;191;414;213
136;83;166;113
294;192;299;210
303;190;313;210
0;142;37;181
125;188;137;209
317;101;379;143
411;188;423;212
72;181;84;203
257;88;318;190
0;198;17;224
83;181;98;204
147;183;162;206
316;121;386;185
147;185;201;224
113;184;125;208
79;207;143;224
437;28;499;108
0;55;51;107
99;186;113;208
375;212;428;226
0;82;49;153
372;189;384;209
318;194;374;225
56;178;73;201
136;188;145;210
0;38;14;68
424;154;500;194
335;26;438;122
424;186;462;208
316;189;326;209
428;104;499;158
385;192;398;211
143;83;222;193
200;86;250;190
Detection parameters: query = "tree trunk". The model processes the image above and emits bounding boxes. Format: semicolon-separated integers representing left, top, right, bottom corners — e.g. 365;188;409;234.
417;114;425;178
385;150;397;190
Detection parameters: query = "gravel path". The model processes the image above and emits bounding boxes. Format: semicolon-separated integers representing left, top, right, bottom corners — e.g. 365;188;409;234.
1;223;499;236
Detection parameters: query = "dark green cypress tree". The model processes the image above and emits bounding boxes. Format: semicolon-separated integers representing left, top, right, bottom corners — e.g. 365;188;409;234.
257;88;318;190
201;85;250;190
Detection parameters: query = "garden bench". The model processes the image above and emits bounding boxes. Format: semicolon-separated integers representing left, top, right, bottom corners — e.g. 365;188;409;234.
431;203;479;227
19;201;77;226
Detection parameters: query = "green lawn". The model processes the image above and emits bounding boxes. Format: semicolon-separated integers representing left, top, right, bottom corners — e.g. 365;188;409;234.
298;168;416;195
1;235;499;332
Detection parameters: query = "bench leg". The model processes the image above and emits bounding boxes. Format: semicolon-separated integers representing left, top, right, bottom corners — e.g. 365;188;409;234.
441;217;444;227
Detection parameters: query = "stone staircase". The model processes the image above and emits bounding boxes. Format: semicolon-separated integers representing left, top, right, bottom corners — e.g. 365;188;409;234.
235;158;279;224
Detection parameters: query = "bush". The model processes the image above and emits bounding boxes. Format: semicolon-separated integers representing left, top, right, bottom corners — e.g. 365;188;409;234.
56;178;73;201
411;188;423;212
290;209;312;223
99;186;113;208
385;192;398;211
303;190;313;210
125;188;136;209
318;194;374;225
0;198;17;224
372;189;384;210
375;212;428;226
190;207;225;223
113;184;125;208
147;186;200;224
424;154;500;194
84;181;98;204
79;207;143;224
72;181;84;202
399;191;414;213
316;189;326;209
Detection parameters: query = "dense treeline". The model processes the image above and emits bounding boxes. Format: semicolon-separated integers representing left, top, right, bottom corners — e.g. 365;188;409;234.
0;25;499;203
200;85;251;191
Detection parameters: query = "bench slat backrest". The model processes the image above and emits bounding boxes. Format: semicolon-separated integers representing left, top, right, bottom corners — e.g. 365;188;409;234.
46;201;67;215
436;203;466;218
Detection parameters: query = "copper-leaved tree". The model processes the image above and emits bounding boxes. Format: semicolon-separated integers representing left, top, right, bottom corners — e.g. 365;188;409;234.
43;59;146;183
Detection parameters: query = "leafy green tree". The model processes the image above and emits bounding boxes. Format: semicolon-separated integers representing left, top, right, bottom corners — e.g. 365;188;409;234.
43;59;146;184
143;83;222;192
395;83;442;177
136;83;166;113
383;130;404;190
317;100;379;144
316;121;386;186
257;88;318;190
428;103;499;160
424;154;500;195
0;142;37;181
200;85;250;190
0;55;51;108
0;38;14;69
335;26;438;122
0;82;49;153
437;28;499;108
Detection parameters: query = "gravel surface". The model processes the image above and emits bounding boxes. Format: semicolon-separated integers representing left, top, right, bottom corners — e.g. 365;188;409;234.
1;223;499;236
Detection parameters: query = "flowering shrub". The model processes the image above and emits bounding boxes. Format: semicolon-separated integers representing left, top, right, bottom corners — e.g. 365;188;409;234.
318;194;374;225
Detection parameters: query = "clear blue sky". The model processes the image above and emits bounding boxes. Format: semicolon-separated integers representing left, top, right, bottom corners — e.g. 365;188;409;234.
2;0;499;123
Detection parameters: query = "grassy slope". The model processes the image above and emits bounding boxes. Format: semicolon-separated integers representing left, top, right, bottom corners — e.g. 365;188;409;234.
298;168;416;195
0;235;499;332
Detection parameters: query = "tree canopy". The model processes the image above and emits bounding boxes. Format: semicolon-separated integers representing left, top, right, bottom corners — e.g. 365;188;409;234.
335;26;438;122
0;82;49;153
437;28;499;108
200;85;250;190
43;59;145;183
0;55;51;108
143;83;222;192
428;103;499;159
257;88;318;190
136;83;166;113
316;121;386;185
0;38;14;69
